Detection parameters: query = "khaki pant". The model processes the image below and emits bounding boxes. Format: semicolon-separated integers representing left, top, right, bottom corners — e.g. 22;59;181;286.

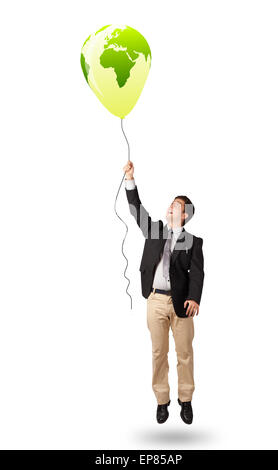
147;290;195;405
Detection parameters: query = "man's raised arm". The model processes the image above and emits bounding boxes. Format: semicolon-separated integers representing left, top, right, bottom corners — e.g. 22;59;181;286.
123;161;161;239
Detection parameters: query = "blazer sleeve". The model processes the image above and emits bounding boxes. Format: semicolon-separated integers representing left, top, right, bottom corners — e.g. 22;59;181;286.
125;184;162;238
187;237;205;305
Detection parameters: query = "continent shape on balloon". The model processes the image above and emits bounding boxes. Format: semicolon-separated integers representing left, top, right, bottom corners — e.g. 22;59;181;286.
81;24;152;118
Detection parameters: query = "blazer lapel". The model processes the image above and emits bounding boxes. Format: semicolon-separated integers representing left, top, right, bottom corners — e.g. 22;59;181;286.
170;228;193;265
161;225;192;265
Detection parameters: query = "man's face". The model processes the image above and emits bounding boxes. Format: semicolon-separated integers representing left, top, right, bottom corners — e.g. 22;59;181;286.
166;198;187;227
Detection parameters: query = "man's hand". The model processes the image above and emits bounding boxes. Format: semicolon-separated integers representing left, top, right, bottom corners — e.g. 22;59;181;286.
123;161;134;180
184;300;199;317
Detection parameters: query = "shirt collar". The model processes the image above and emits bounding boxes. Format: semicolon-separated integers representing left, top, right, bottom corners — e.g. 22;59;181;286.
167;223;184;234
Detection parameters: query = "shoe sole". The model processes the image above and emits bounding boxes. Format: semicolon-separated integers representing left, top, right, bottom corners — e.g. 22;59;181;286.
180;411;193;425
157;417;169;424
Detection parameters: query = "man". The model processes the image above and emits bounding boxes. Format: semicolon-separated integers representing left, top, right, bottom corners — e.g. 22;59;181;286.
123;160;204;425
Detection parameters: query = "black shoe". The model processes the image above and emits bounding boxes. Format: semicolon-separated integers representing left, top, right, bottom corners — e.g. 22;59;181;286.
178;398;193;424
156;399;171;424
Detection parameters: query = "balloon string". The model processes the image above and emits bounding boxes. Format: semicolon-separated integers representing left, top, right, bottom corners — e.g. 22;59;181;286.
113;118;132;310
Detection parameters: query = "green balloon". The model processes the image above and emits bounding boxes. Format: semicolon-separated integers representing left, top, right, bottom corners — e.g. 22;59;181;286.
81;25;152;118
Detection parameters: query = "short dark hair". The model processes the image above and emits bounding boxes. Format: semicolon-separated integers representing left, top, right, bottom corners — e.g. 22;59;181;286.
174;195;195;225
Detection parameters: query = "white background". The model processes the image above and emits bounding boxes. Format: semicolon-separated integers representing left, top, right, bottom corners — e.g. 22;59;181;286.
0;0;278;450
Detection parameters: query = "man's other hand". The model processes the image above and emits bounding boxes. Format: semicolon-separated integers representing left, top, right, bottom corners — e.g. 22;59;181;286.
123;161;134;180
184;300;199;317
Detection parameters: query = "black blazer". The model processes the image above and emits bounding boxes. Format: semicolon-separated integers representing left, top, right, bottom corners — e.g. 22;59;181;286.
125;184;204;318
